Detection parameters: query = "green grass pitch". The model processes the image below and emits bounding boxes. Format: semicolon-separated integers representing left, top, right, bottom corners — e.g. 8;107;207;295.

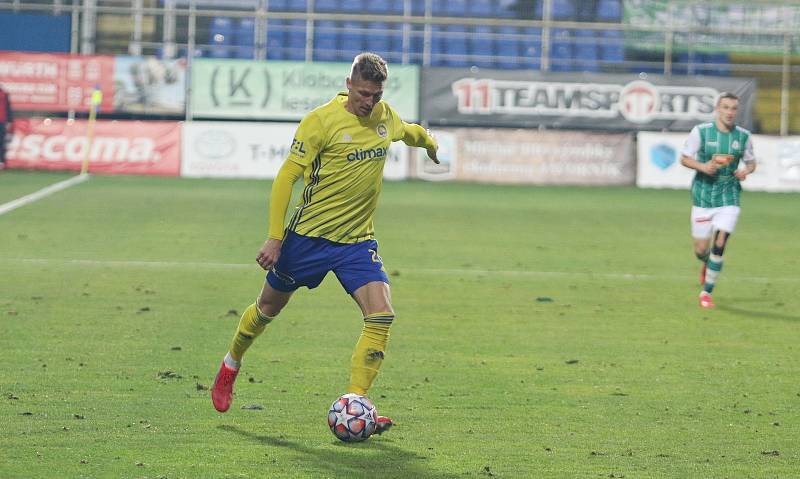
1;170;798;478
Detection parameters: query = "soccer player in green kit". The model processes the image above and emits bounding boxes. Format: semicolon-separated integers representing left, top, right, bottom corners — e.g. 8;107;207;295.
680;92;757;309
211;53;439;434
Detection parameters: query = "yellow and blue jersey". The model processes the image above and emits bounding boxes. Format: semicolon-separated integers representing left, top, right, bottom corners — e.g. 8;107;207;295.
283;93;410;244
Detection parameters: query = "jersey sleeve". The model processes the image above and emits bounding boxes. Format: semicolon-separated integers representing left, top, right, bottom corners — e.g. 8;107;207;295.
267;160;305;240
681;126;701;158
681;127;701;158
286;112;325;167
742;135;756;163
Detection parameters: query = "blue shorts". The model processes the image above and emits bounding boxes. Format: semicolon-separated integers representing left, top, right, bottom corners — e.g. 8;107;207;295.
266;231;389;295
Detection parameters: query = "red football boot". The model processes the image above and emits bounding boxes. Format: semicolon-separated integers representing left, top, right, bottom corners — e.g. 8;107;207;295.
211;361;239;412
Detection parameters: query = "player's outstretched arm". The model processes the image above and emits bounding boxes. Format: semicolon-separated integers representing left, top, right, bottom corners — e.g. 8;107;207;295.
401;122;439;164
257;160;304;270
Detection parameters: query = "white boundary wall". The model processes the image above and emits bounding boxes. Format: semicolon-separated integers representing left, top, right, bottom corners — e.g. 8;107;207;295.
181;121;410;180
637;132;800;192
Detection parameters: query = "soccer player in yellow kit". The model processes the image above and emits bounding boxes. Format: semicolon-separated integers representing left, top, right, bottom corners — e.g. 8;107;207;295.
211;53;438;435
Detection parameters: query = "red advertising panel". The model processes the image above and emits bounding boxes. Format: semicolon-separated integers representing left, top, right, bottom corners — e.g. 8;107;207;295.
7;118;181;176
0;52;115;112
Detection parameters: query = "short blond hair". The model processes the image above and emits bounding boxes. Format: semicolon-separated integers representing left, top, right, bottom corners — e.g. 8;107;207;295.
350;52;388;83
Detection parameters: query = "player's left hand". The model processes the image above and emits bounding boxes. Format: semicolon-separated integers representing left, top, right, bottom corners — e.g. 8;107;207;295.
426;129;439;164
734;169;749;180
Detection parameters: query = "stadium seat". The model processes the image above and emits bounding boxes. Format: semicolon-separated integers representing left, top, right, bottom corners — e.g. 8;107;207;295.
599;29;624;65
313;20;338;62
366;22;393;58
266;19;285;60
520;27;542;69
285;20;307;61
536;0;576;20
234;46;255;59
573;29;598;71
496;25;522;69
432;25;469;67
467;0;493;18
700;52;730;76
596;0;622;22
284;0;308;12
236;18;255;46
366;0;401;15
470;25;495;68
210;16;234;46
340;21;365;61
410;0;426;16
267;0;289;11
446;0;469;17
208;46;231;58
549;28;573;71
315;0;338;12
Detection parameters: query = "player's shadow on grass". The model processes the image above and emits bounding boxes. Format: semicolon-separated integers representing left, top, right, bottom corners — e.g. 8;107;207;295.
218;424;461;479
716;299;800;322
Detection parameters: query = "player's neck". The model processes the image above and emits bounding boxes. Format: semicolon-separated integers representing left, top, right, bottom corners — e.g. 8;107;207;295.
715;119;734;133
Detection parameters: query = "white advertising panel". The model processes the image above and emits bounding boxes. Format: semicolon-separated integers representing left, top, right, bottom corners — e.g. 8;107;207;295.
181;121;409;180
637;132;800;193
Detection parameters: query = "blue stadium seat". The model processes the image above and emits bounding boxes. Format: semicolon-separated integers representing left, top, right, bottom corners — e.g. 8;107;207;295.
432;25;469;67
208;46;232;58
549;28;573;71
340;21;365;61
675;51;699;75
446;0;469;17
266;20;285;60
314;20;338;62
267;0;288;10
315;0;338;12
496;26;522;69
536;0;577;20
411;0;426;16
468;0;493;18
234;46;255;59
700;53;730;76
365;0;401;15
284;0;308;12
210;16;234;46
520;27;542;69
285;20;307;61
599;30;624;65
236;18;255;46
596;0;622;22
497;0;517;18
573;29;598;71
366;22;393;58
470;25;495;68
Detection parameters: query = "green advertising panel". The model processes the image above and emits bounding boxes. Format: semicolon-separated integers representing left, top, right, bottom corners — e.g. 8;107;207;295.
624;0;800;54
191;60;419;121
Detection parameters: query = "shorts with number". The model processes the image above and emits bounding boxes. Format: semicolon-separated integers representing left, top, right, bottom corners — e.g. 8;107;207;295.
266;231;389;295
691;205;741;238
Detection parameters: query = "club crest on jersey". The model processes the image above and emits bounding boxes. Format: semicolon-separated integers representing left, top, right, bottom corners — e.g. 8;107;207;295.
376;123;388;138
732;140;740;149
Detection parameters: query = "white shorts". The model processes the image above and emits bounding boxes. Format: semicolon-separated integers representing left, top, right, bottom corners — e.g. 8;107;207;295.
691;206;741;239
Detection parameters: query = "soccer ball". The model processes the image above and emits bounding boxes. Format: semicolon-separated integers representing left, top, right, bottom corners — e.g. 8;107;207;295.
327;393;377;442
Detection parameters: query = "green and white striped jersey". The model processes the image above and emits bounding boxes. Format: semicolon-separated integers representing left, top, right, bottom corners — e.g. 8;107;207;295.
681;122;755;207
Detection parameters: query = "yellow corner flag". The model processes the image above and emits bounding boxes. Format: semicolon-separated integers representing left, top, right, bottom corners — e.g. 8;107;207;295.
80;86;103;176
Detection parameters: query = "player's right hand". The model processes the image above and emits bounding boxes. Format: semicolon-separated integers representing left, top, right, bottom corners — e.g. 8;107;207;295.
256;238;283;270
702;162;718;175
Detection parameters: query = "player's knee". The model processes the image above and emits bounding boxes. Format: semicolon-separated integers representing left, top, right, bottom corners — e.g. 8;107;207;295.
257;298;282;318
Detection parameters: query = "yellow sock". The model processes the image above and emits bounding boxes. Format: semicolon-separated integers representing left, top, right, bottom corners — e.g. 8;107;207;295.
229;303;274;363
348;312;394;396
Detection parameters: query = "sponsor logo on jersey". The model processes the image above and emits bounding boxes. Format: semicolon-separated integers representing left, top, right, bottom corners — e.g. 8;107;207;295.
347;147;388;161
290;138;306;157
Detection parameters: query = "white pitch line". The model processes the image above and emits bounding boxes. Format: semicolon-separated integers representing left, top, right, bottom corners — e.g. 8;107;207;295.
2;257;798;283
0;174;90;216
